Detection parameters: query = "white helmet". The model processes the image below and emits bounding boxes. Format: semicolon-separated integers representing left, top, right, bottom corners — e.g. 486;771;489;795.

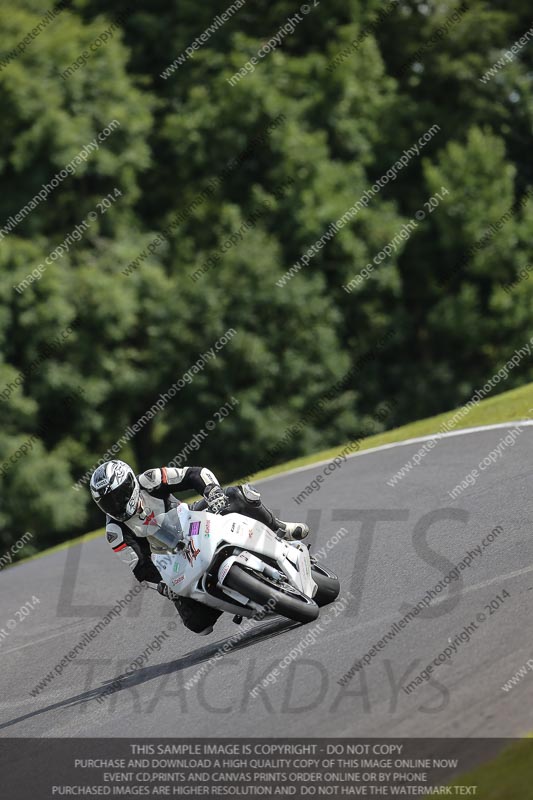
89;460;140;521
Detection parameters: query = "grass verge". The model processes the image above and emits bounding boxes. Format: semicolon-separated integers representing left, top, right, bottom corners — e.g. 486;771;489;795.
239;379;533;482
429;736;533;798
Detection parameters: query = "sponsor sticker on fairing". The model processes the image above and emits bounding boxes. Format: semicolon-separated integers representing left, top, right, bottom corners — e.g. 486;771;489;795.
142;510;158;526
185;540;201;566
189;521;201;536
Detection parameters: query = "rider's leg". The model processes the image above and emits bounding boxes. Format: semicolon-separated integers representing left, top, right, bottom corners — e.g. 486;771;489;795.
173;595;223;635
195;484;308;541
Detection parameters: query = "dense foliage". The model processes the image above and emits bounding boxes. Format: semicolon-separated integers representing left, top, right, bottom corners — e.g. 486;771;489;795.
0;0;532;553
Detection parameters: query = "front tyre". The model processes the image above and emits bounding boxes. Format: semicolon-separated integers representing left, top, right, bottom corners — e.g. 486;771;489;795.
225;565;319;624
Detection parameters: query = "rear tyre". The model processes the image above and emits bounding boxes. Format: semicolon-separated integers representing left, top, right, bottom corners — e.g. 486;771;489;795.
311;565;340;607
225;564;319;624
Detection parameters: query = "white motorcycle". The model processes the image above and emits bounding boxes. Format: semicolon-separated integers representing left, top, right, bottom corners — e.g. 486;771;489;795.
150;505;340;625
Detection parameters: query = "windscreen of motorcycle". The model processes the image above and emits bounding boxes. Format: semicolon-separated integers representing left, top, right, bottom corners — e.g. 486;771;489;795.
150;507;185;550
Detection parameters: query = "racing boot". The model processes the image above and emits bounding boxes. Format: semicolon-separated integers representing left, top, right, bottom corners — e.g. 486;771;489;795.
276;521;310;541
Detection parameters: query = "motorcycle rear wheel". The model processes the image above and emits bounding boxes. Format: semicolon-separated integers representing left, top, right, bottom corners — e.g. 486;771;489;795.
311;565;340;607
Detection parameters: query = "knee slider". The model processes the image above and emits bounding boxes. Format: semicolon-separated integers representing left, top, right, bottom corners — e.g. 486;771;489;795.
239;483;262;506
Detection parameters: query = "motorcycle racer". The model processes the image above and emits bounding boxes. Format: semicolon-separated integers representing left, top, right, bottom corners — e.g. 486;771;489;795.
90;460;309;635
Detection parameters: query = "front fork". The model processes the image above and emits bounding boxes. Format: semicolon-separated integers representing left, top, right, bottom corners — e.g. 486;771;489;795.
217;550;281;588
215;550;282;610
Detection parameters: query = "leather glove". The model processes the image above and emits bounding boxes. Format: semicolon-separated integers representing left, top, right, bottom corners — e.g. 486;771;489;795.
157;581;177;600
204;483;229;514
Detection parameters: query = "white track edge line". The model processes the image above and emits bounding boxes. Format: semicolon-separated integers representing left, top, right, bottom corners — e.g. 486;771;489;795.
257;420;533;485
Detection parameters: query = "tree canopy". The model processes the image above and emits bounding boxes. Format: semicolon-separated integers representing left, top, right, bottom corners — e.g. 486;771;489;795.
0;0;532;555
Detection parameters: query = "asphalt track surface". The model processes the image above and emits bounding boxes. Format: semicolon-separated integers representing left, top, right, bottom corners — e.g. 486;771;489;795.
2;422;533;739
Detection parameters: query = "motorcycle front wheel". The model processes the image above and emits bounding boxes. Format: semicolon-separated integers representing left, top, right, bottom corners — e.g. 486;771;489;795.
225;564;319;624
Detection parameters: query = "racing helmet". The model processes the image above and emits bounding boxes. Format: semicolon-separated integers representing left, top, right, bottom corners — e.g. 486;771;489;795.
89;460;140;521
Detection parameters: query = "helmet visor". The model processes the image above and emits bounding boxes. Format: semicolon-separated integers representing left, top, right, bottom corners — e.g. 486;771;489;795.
96;472;136;521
